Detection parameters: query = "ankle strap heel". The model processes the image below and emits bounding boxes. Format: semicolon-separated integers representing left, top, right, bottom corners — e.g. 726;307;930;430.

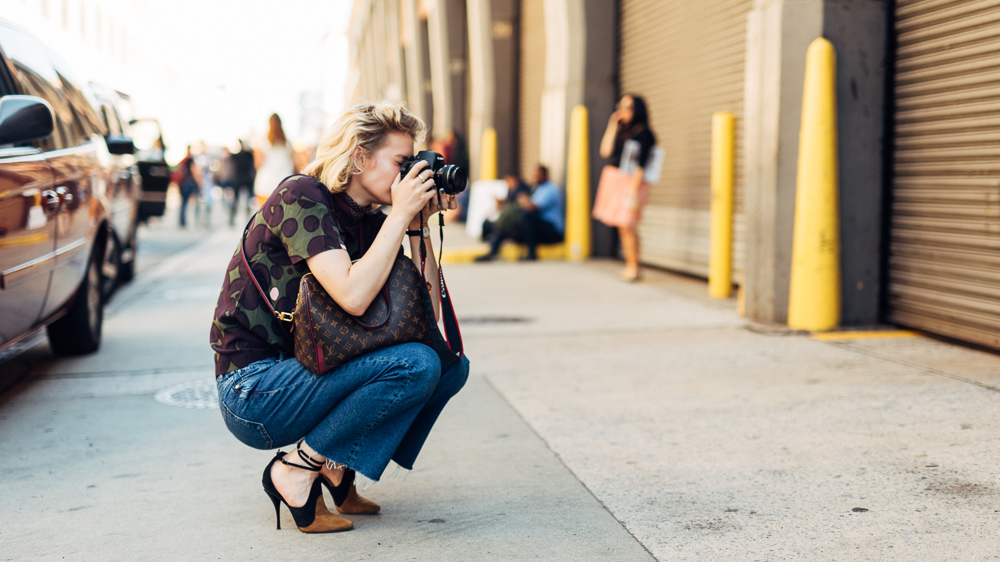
279;439;323;472
261;449;354;534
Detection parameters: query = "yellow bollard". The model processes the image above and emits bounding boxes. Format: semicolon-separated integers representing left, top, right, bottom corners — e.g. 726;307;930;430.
564;105;591;260
788;38;841;331
709;112;736;298
479;127;497;181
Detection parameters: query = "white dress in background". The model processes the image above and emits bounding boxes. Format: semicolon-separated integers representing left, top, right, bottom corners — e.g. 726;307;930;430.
253;141;295;200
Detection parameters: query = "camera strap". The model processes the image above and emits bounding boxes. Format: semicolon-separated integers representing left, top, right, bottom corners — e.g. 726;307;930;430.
416;210;463;357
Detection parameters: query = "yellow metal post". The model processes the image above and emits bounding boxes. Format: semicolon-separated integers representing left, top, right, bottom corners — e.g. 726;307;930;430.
479;127;497;181
709;112;736;298
565;105;591;260
788;38;841;331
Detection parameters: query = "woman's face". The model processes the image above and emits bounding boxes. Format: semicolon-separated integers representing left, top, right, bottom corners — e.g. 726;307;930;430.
351;131;415;206
618;96;635;125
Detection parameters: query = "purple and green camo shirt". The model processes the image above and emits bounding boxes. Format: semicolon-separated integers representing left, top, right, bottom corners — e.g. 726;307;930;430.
210;174;386;377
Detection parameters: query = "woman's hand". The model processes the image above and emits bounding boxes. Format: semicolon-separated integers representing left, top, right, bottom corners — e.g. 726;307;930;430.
600;111;624;159
421;190;459;218
389;160;438;223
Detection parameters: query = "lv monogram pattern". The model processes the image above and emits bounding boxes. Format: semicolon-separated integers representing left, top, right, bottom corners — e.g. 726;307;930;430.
293;253;447;374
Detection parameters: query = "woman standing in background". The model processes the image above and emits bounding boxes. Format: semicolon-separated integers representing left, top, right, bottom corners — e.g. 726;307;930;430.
253;113;296;207
592;94;656;282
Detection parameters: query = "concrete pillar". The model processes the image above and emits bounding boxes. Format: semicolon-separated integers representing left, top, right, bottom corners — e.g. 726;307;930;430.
467;0;518;181
401;0;429;124
363;20;379;99
537;1;616;186
384;0;405;103
538;0;584;185
534;0;616;253
426;0;467;140
466;0;493;182
743;0;887;326
579;0;617;258
372;1;390;98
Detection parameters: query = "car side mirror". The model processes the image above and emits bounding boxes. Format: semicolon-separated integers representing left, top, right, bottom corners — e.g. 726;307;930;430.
105;133;136;155
0;95;54;145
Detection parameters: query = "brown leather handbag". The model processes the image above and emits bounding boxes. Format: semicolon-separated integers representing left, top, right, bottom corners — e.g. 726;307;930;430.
240;218;462;375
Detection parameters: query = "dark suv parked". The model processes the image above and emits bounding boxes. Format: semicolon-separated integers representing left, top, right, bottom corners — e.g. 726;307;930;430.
0;20;135;355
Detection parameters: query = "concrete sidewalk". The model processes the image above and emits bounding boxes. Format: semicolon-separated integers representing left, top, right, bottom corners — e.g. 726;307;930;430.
455;260;1000;560
0;222;651;561
3;214;1000;560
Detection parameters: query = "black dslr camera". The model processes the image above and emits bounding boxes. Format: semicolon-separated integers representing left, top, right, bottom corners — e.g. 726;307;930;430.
399;150;468;195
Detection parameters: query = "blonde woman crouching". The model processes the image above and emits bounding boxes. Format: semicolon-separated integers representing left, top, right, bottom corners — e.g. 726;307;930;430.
211;102;470;533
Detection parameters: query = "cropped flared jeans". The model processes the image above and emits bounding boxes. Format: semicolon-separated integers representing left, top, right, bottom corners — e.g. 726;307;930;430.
217;343;469;482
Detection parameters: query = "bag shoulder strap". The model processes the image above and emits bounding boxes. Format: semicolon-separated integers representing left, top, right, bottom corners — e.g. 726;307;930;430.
239;213;294;324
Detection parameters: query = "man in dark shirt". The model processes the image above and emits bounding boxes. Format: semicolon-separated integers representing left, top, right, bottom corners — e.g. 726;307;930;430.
228;139;257;226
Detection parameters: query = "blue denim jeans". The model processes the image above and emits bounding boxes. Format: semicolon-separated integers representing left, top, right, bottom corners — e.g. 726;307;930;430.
217;343;470;482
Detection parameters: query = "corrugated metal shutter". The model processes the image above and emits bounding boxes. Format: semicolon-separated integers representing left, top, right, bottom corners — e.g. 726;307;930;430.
518;0;544;179
619;0;751;278
890;0;1000;350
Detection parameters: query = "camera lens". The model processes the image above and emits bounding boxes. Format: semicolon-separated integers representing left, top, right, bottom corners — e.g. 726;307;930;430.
435;165;467;195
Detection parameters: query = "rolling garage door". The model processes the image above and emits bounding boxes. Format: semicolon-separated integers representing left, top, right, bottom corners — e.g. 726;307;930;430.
619;0;752;278
890;0;1000;350
518;0;545;179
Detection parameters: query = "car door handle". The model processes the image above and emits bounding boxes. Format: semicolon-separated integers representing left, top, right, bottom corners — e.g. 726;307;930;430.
41;189;61;213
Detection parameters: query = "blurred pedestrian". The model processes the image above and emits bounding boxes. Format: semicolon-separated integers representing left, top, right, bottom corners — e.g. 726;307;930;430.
211;102;469;534
253;113;295;208
475;165;564;261
593;94;656;282
176;145;201;228
194;143;217;228
480;171;530;242
228;139;256;226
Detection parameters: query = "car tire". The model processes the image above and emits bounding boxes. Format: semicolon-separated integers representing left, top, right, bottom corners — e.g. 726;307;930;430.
118;223;138;284
101;232;122;299
47;252;104;355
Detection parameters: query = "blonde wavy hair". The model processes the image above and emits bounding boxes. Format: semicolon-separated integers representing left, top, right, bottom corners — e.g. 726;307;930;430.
303;102;427;193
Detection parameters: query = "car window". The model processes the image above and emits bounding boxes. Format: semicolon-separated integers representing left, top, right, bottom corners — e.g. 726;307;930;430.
100;104;122;135
0;24;70;150
55;66;106;139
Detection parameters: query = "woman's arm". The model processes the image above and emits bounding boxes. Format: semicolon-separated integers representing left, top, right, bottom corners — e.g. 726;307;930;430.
599;112;622;159
305;212;409;316
306;163;436;316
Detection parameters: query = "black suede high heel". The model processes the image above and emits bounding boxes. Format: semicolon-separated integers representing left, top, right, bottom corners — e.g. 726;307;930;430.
261;446;353;533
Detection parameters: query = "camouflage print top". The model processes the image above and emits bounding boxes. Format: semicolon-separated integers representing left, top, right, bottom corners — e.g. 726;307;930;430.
210;174;387;377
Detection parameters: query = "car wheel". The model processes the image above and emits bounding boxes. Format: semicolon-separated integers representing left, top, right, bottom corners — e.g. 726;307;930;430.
101;233;122;299
118;223;138;284
47;252;103;355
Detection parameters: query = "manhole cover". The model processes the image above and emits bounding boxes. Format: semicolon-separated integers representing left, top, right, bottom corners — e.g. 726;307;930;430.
155;379;219;409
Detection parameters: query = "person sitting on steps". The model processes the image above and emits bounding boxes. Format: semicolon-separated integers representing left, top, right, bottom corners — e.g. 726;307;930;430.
475;165;564;261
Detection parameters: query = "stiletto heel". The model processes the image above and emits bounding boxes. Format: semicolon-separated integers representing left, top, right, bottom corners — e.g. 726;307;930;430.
320;467;381;515
264;486;282;529
260;444;354;533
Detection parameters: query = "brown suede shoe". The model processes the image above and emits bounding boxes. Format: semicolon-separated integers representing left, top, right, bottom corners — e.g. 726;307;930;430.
335;484;381;515
298;490;354;533
321;468;382;515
